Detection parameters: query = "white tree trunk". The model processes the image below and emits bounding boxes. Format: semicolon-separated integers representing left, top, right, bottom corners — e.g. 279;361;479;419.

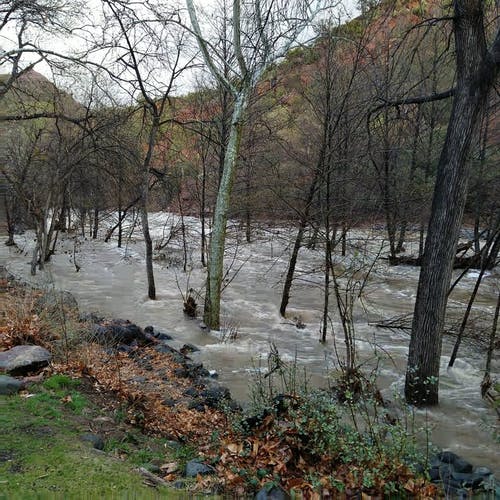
204;90;249;328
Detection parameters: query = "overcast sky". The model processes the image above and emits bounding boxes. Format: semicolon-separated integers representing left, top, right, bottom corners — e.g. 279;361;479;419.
1;0;360;101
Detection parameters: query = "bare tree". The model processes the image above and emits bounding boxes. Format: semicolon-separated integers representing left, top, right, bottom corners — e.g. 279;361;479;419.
186;0;330;329
88;0;191;299
0;0;86;100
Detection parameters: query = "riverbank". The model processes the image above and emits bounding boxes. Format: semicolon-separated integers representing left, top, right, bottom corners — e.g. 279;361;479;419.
2;222;498;478
2;268;499;497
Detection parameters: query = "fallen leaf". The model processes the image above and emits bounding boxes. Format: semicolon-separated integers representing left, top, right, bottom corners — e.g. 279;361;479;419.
227;443;243;454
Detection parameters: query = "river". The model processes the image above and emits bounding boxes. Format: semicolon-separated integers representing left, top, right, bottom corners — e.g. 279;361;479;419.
1;213;499;475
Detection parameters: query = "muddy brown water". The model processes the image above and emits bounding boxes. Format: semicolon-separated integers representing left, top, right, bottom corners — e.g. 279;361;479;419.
1;215;498;475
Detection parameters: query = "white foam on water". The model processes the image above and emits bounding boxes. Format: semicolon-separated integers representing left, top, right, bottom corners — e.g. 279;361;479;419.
1;215;499;474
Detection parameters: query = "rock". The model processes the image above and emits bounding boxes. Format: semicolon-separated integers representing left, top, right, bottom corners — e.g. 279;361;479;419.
145;464;161;474
144;326;173;341
437;451;460;464
199;322;208;331
180;343;200;355
165;440;182;450
131;376;147;384
155;344;185;363
438;464;453;480
79;312;104;323
0;345;51;376
174;368;189;378
0;375;24;395
155;343;176;355
173;481;185;489
199;386;231;408
188;400;206;412
161;398;176;407
155;332;173;341
92;320;149;346
80;433;104;450
442;477;464;490
185;459;214;477
473;466;492;477
255;485;291;500
183;387;199;398
453;457;473;474
429;467;441;482
451;471;485;489
186;362;209;378
174;363;209;379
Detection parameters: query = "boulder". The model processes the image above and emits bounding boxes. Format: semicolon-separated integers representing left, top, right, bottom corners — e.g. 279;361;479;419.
0;374;24;395
183;387;199;398
199;386;231;408
188;400;206;412
473;466;492;478
180;343;200;355
155;344;185;363
453;457;473;474
91;320;149;346
144;326;173;341
437;451;460;464
429;452;496;495
0;345;51;376
184;459;214;477
176;362;209;379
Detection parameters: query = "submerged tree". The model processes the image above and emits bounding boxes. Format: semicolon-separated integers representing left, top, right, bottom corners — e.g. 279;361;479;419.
187;0;331;329
88;0;190;299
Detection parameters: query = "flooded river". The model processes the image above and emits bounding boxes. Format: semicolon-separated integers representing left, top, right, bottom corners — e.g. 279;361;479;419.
1;213;499;474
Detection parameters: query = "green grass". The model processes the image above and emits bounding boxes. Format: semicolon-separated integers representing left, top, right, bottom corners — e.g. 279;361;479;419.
0;384;186;499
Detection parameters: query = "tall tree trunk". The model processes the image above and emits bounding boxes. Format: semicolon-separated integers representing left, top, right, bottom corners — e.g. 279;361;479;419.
280;170;320;317
4;196;15;246
142;207;155;300
321;166;332;343
482;289;500;392
245;172;252;244
141;118;159;301
405;1;499;406
204;90;249;329
92;208;99;239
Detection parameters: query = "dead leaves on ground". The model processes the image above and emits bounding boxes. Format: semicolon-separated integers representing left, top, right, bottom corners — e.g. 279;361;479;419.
1;282;437;498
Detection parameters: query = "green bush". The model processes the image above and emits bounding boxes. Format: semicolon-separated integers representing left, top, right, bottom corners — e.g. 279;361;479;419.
236;348;430;494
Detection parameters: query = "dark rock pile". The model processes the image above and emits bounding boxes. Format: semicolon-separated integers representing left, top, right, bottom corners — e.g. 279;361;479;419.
427;451;497;498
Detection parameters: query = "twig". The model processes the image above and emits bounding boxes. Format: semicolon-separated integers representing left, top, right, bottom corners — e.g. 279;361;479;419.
135;467;169;487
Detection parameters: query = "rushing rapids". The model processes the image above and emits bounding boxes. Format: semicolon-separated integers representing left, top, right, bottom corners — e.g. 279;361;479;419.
1;213;499;475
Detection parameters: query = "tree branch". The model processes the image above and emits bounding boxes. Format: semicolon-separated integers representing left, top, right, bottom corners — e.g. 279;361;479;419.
369;87;455;115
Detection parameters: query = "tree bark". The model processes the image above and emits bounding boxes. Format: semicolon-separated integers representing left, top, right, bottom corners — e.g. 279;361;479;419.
204;90;249;329
405;0;499;406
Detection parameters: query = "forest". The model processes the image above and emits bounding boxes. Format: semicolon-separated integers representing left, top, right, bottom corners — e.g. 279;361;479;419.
0;0;499;496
